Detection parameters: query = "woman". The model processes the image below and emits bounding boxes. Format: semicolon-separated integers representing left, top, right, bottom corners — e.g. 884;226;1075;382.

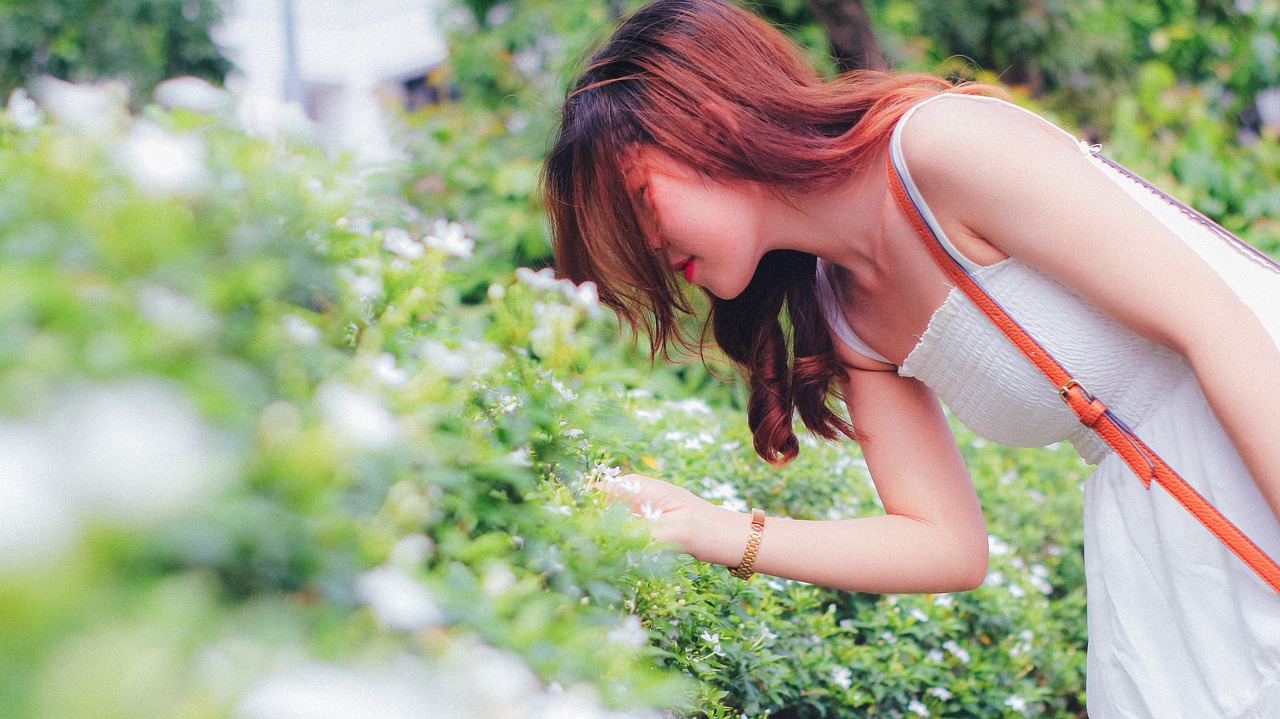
542;0;1280;715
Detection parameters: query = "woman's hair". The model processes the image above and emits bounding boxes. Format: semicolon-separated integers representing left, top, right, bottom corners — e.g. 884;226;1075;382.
543;0;999;464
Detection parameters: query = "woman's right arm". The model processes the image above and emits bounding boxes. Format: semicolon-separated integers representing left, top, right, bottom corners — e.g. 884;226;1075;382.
612;366;989;593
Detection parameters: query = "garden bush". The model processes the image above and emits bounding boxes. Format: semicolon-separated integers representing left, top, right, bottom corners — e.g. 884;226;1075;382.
0;78;1101;719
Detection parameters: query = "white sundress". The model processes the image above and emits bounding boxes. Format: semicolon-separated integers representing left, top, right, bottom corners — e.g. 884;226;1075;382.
815;93;1280;718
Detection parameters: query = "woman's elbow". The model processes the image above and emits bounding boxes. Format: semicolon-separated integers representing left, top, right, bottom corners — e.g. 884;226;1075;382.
940;535;989;592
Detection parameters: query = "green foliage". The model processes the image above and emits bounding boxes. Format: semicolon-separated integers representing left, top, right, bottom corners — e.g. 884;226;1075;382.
0;0;230;101
0;87;688;719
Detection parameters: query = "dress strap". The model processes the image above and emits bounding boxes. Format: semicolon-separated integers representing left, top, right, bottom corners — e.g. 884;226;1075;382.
888;93;1093;274
814;258;892;364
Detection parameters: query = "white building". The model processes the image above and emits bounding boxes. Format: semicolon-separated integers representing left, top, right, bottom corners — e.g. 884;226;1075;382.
217;0;449;163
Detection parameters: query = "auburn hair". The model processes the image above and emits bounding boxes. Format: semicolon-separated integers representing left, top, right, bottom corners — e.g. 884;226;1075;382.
543;0;1001;464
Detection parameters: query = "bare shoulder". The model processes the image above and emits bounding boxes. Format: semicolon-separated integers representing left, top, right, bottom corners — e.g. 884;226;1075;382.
897;94;1085;182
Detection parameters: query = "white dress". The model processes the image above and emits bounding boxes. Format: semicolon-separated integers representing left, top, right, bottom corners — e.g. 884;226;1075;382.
815;93;1280;718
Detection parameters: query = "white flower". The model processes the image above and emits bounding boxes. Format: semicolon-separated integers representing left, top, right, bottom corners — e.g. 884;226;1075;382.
316;383;401;450
419;339;470;379
638;502;663;521
1005;694;1028;712
910;608;931;623
933;594;954;608
515;266;561;292
0;423;76;571
1008;583;1027;598
54;380;227;523
370;353;409;387
388;534;434;569
942;640;971;664
354;565;444;631
115;121;210;196
347;273;382;302
928;687;953;701
607;615;649;649
926;649;945;663
831;667;853;690
986;570;1005;586
424;219;474;259
908;699;930;716
667;398;711;415
987;534;1012;556
137;284;219;341
560;279;600;317
282;315;321;345
153;76;229;115
237;660;435;719
30;76;128;133
529;301;578;357
381;228;424;260
482;564;517;598
6;88;41;130
633;409;662;423
699;631;726;656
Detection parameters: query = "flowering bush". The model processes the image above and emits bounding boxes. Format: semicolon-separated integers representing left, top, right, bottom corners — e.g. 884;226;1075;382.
0;80;687;719
0;76;1106;719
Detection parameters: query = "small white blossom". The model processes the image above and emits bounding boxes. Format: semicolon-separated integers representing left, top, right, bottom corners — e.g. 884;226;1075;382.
316;383;401;450
515;266;562;292
699;631;725;656
1008;583;1027;598
496;393;522;414
942;640;971;664
424;219;474;259
31;76;128;133
607;615;649;649
529;301;578;357
927;649;945;663
370;353;409;387
908;699;930;716
355;565;443;631
115;121;210;196
347;273;382;301
933;594;954;608
138;284;218;341
388;534;435;569
986;570;1006;586
382;227;425;260
667;398;712;415
153;76;229;114
419;339;470;379
482;564;517;598
910;608;931;623
1005;694;1028;712
988;534;1012;556
560;279;600;317
831;667;853;690
282;314;322;345
6;88;41;130
638;502;663;521
237;660;434;719
928;687;953;701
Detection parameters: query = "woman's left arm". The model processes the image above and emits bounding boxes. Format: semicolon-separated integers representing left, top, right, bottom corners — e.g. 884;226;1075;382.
901;97;1280;524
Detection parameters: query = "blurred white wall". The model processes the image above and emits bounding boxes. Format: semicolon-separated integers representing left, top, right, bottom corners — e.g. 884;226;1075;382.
218;0;449;163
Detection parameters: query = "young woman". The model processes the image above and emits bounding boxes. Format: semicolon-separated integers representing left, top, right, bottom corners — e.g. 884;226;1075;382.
542;0;1280;715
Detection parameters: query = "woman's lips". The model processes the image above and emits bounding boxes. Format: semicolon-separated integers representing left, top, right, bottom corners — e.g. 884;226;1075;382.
682;259;695;282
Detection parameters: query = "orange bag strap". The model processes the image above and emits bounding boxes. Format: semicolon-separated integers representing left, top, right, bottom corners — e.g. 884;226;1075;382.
885;152;1280;595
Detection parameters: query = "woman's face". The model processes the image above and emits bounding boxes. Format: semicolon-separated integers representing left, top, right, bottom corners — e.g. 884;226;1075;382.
629;148;768;300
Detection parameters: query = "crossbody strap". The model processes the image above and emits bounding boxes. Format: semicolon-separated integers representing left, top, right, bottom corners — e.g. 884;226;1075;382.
884;152;1280;595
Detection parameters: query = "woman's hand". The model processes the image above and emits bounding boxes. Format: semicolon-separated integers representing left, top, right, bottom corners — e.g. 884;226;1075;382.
602;473;718;558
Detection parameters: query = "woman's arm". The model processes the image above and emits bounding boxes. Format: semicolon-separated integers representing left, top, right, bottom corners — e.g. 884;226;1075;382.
901;95;1280;524
611;364;988;593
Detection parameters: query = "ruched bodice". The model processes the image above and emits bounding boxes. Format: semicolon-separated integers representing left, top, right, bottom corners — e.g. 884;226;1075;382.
816;93;1280;718
897;256;1186;465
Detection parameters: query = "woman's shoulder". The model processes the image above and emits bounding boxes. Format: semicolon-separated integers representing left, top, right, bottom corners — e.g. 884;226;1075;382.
895;93;1088;187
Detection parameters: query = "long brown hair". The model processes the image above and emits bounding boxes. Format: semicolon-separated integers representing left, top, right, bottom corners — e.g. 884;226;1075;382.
544;0;998;464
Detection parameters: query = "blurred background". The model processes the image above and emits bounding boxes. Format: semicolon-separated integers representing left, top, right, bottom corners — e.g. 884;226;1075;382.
0;1;1276;718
